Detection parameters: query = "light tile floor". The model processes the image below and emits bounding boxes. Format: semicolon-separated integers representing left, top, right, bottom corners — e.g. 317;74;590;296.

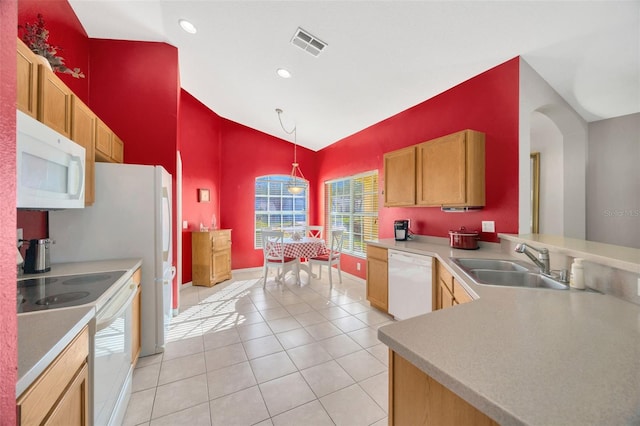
123;266;394;426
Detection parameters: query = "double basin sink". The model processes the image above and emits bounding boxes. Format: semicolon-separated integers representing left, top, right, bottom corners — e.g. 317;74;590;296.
451;258;569;290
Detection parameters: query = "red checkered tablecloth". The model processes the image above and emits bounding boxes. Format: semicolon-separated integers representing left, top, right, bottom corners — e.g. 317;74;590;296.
283;238;327;259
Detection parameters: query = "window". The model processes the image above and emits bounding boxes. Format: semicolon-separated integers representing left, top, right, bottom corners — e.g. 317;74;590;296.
255;175;308;248
325;171;378;258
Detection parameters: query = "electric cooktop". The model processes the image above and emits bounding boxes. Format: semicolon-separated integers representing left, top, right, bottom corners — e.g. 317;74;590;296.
17;271;127;313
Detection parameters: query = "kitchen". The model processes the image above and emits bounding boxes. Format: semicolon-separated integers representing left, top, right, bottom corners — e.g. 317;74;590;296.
3;0;640;425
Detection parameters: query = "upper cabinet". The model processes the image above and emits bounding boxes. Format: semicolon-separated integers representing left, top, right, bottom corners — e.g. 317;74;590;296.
17;36;124;179
383;146;416;206
71;96;97;206
38;64;73;139
383;129;485;208
95;118;124;163
417;130;485;207
16;39;38;118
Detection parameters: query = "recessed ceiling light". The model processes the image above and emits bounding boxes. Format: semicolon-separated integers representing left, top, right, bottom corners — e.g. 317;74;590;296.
178;19;197;34
277;68;292;79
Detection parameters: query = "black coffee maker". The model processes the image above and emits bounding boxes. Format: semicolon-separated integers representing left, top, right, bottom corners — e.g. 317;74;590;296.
394;220;409;241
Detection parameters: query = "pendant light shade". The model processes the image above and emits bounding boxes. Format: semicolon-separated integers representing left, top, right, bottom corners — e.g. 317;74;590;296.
276;109;306;194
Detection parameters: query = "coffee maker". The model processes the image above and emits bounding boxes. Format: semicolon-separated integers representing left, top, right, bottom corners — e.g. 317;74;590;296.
394;220;410;241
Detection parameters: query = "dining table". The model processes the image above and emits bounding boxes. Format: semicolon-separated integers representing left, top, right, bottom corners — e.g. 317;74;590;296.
282;237;327;280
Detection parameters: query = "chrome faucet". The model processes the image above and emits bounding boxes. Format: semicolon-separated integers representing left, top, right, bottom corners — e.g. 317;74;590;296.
514;243;550;275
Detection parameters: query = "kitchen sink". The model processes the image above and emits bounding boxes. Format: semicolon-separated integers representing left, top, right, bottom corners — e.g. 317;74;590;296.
451;257;569;291
469;270;569;290
451;258;532;272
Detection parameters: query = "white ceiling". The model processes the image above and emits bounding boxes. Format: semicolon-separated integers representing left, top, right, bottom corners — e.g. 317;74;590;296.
69;1;639;151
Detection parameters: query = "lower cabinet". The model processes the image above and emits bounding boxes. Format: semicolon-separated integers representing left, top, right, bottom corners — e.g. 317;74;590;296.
17;326;89;425
366;245;388;312
436;260;473;310
131;268;142;367
192;229;232;286
389;350;498;426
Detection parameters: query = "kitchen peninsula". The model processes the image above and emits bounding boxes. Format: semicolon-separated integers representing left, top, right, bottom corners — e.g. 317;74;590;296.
372;235;640;425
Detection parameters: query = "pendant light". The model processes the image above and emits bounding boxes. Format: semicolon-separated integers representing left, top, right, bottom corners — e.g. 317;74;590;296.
276;108;306;194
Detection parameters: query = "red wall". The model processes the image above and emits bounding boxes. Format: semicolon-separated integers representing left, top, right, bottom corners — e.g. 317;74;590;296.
17;0;89;103
178;90;223;283
317;58;521;279
1;1;18;422
220;120;318;269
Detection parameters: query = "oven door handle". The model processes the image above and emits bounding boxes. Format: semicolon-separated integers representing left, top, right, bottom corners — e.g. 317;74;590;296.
96;281;138;331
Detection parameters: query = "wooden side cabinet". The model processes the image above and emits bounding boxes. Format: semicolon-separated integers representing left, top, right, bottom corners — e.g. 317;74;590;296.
131;268;142;367
17;326;89;426
70;96;96;206
389;350;498;426
17;38;39;118
435;260;473;310
383;146;416;207
416;130;485;207
192;229;232;286
366;245;389;312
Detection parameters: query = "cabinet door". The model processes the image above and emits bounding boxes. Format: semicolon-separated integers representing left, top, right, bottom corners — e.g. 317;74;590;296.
439;280;454;310
112;134;124;163
38;66;72;138
211;249;231;283
44;363;89;426
17;39;38;118
453;278;473;305
95;118;113;161
384;146;416;206
366;257;389;312
131;284;142;366
71;96;96;206
417;132;466;206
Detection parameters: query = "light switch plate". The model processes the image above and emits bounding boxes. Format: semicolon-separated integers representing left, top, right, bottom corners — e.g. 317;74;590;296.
481;221;495;233
637;278;640;297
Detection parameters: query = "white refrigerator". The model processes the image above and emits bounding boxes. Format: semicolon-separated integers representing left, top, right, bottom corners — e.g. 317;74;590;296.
50;163;175;356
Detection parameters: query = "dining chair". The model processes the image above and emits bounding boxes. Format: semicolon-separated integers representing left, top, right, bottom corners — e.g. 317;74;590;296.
309;229;344;288
306;225;324;239
261;230;299;287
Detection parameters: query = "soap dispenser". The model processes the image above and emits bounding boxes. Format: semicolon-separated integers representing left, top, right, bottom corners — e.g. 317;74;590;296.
570;258;585;290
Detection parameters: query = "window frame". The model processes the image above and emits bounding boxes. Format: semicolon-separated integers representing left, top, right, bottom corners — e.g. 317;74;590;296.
254;174;309;249
325;170;379;259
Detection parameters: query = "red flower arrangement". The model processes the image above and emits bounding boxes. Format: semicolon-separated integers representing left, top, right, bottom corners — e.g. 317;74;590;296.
18;14;85;78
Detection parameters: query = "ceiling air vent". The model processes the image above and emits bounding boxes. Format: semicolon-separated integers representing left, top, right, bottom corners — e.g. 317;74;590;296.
291;27;327;57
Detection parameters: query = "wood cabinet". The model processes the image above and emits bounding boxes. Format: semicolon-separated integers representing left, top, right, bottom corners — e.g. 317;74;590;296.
435;260;473;310
383;130;485;208
384;146;416;206
17;326;89;425
131;268;142;367
192;230;232;286
366;245;389;312
17;39;39;118
417;130;485;207
95;118;124;163
70;96;96;206
38;64;73;139
389;350;498;426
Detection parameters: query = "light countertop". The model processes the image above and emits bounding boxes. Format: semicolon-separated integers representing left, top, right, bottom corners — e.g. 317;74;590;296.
372;237;640;425
17;258;142;397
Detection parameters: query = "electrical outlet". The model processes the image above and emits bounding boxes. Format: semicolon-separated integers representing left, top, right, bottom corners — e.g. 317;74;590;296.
481;221;495;233
637;278;640;297
17;228;23;248
356;262;361;271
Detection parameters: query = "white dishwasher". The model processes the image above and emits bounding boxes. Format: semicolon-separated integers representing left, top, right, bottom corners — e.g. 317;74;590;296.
388;249;433;320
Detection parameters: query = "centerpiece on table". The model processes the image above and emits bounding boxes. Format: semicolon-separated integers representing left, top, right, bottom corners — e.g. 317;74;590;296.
18;13;85;78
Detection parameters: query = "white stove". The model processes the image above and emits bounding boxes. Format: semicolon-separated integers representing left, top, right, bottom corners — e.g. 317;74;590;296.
17;271;127;313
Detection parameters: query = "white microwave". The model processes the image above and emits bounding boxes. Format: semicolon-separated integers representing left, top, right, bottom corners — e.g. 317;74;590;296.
16;110;85;209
